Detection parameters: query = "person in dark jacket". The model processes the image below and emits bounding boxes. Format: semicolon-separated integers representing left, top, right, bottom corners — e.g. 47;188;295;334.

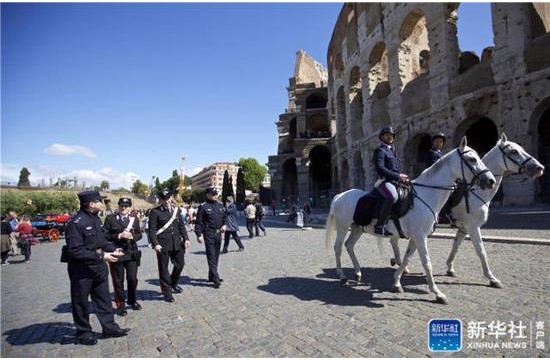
1;215;11;265
221;196;244;253
103;197;142;315
373;126;410;235
65;190;130;346
254;200;266;237
148;189;190;303
195;187;227;288
425;132;446;168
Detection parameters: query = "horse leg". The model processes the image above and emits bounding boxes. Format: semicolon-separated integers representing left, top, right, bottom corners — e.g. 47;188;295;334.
345;225;364;282
393;240;416;293
469;226;502;288
334;226;349;284
389;237;410;274
415;238;448;304
446;228;467;277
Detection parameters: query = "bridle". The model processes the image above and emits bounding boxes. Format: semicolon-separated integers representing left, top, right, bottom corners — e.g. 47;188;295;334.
497;143;535;175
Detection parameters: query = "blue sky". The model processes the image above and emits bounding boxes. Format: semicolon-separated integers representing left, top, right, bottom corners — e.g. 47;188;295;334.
1;3;493;189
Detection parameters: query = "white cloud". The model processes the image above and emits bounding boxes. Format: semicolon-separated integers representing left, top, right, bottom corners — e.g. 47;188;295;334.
44;143;97;158
67;168;140;189
189;167;203;176
0;163;20;185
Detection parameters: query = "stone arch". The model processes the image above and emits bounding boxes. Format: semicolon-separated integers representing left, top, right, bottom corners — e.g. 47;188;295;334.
404;133;432;177
528;3;550;40
459;51;480;74
398;9;430;90
352;150;365;188
370;104;391;135
455;117;498;156
368;42;390;98
308;145;332;197
334;53;344;79
336;86;347;149
281;158;298;203
349;66;364;142
531;97;550;202
306;113;329;137
306;92;327;109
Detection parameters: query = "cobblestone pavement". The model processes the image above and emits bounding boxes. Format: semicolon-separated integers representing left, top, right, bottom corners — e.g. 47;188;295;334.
1;219;549;357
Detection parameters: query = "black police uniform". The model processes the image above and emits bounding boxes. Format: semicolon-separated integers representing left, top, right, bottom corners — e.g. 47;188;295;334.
65;208;125;342
195;199;227;286
103;212;142;312
148;204;189;298
426;148;443;168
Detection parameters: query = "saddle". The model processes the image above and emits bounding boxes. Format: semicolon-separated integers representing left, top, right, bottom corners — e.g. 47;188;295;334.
353;183;414;230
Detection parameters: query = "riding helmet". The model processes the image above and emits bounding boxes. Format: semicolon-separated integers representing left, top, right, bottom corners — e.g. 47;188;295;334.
379;125;396;140
432;132;447;142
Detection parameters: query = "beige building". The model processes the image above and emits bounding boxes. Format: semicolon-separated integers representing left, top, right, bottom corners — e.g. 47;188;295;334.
267;51;333;207
191;162;239;192
327;3;550;205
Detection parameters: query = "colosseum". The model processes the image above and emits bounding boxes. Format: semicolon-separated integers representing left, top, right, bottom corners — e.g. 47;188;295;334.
268;3;550;208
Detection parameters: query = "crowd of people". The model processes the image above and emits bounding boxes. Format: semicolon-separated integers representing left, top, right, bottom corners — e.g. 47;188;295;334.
0;211;37;264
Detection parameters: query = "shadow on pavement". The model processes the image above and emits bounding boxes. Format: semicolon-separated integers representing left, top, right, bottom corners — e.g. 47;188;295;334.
146;276;212;289
3;322;78;346
257;276;384;308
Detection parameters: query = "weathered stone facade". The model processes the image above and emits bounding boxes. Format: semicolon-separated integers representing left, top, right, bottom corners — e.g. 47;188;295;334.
267;51;333;208
327;3;550;205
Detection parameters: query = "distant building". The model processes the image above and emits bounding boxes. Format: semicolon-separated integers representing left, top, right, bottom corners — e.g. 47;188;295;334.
191;162;239;192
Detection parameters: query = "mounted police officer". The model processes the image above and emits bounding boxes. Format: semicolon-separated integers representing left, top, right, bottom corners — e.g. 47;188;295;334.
373;126;410;236
103;197;142;316
195;187;227;288
65;190;130;345
148;189;190;302
425;132;447;168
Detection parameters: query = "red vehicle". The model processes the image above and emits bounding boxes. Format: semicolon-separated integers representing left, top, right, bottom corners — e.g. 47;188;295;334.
31;213;71;242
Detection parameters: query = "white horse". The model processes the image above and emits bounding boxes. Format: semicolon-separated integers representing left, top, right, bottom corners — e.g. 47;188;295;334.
388;133;544;288
325;137;496;304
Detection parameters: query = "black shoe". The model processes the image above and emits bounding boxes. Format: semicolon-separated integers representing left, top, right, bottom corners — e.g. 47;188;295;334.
238;247;244;252
164;293;175;302
102;328;130;339
171;285;183;294
209;278;223;283
116;306;127;316
129;302;142;310
213;281;221;289
221;249;228;254
78;335;97;346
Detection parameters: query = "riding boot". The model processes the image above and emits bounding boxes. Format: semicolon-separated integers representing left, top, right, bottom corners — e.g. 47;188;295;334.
374;198;394;236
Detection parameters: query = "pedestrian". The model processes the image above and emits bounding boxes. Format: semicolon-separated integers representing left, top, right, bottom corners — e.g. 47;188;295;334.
222;196;244;253
303;201;312;227
425;132;446;168
245;200;256;238
65;190;130;346
373;125;410;235
1;215;11;265
195;187;227;288
148;189;190;303
8;211;19;256
103;197;143;316
271;199;277;216
287;203;297;223
254;200;266;237
15;216;33;262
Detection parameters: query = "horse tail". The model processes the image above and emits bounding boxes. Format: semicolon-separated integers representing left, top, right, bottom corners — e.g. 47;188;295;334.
325;198;337;254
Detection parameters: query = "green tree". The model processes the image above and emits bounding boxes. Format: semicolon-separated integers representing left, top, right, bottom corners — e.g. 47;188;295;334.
131;180;149;197
236;168;246;210
100;180;110;191
154;177;161;192
18;167;31;188
228;175;235;199
221;170;230;204
237;158;267;192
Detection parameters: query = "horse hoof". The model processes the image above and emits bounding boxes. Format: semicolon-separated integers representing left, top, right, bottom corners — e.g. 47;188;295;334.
354;275;362;282
490;280;503;288
393;286;404;293
435;296;449;305
390;258;397;267
447;270;457;277
340;278;348;285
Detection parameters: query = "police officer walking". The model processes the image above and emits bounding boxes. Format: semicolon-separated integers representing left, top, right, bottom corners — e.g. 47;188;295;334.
425;132;447;168
65;190;130;345
373;126;409;235
195;187;227;288
103;197;142;316
148;189;190;303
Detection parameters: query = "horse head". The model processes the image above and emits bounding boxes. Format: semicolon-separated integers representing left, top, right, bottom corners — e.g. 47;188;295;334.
456;136;496;190
496;132;545;178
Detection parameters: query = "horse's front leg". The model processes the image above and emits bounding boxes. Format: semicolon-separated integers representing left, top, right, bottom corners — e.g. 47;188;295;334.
390;237;410;274
446;228;467;277
469;226;502;288
393;239;416;293
415;237;448;304
345;225;364;282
